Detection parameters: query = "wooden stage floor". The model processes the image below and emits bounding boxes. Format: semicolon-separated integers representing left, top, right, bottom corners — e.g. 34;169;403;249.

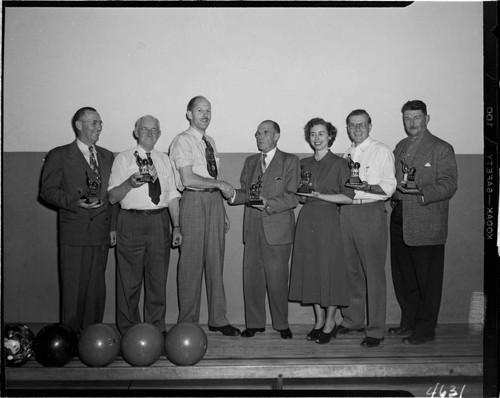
4;324;483;396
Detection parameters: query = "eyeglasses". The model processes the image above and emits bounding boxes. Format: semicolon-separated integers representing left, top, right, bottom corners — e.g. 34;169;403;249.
347;122;368;131
139;127;160;135
81;120;103;127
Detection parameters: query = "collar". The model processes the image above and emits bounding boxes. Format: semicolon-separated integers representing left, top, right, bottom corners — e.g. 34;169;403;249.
135;145;154;156
76;138;93;154
188;126;205;143
262;147;277;162
351;136;374;152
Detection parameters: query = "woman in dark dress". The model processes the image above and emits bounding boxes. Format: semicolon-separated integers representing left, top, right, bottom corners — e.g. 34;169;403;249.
289;118;354;344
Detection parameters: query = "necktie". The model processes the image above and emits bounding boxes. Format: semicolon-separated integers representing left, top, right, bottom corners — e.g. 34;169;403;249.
261;153;267;174
146;152;161;205
89;146;101;182
202;136;218;179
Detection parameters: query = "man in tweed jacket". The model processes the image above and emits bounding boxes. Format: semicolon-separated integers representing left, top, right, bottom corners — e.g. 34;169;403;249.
389;100;458;345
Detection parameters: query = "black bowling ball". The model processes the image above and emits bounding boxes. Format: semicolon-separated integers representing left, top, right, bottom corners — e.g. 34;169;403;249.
34;323;77;367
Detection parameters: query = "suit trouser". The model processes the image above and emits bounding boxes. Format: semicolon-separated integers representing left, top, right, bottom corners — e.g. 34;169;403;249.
177;190;229;327
60;245;108;333
339;201;388;339
116;209;171;335
243;214;291;330
390;202;445;335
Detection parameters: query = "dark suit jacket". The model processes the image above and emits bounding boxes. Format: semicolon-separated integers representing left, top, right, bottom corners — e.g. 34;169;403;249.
394;130;458;246
232;149;300;246
40;140;117;246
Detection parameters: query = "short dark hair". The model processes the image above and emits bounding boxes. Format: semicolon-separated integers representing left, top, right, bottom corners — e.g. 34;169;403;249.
401;100;427;115
345;109;372;125
71;107;96;134
304;117;337;148
187;96;208;112
260;120;280;134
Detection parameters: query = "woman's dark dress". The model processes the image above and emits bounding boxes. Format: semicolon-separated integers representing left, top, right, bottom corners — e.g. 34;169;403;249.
289;151;354;307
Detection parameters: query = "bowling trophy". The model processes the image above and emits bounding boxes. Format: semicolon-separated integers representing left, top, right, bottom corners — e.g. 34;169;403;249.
297;166;315;193
345;154;363;187
249;175;264;206
134;151;153;182
399;158;420;193
83;171;102;205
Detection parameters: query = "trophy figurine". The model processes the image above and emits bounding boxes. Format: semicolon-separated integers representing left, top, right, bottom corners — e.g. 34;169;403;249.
134;151;153;182
345;154;363;187
249;175;264;206
83;171;102;205
399;158;420;192
297;166;315;193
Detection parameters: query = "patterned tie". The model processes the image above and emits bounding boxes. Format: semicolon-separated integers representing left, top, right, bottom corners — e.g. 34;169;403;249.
146;152;161;205
89;146;101;182
202;136;218;179
261;153;267;174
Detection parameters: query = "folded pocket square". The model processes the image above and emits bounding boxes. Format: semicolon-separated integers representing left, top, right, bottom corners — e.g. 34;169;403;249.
275;177;283;181
425;163;431;167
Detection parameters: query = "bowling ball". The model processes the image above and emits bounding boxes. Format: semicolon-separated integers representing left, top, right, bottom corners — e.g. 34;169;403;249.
34;323;77;367
4;324;35;367
78;323;120;367
165;323;208;366
121;323;163;366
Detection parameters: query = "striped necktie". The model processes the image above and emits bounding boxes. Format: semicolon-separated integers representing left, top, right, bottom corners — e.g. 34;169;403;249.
261;153;267;174
89;146;101;181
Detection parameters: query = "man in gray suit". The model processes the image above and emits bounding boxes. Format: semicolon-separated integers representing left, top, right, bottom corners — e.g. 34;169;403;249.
229;120;300;339
389;100;458;345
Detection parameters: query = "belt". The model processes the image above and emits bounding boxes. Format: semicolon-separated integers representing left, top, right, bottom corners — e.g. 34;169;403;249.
351;199;381;205
124;208;167;215
184;188;219;193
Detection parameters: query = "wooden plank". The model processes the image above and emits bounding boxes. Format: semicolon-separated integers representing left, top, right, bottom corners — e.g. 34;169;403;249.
5;324;483;384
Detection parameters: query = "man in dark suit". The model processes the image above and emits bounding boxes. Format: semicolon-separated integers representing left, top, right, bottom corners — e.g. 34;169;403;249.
389;100;458;345
229;120;300;339
40;106;116;334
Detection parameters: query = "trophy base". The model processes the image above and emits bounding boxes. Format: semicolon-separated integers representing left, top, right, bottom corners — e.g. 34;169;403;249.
345;179;363;187
249;199;264;206
137;174;153;183
84;198;102;205
400;183;420;193
297;186;315;194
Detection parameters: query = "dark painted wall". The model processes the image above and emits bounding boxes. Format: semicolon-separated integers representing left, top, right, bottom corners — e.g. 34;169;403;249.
2;152;483;325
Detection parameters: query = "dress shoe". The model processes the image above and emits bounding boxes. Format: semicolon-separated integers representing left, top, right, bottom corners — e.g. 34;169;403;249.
208;324;241;336
306;327;324;341
241;328;265;338
279;328;293;339
402;333;435;345
336;325;365;334
315;328;337;344
388;326;414;335
361;336;384;348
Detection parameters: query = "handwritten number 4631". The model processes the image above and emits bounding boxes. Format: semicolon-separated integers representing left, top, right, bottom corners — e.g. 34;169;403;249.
426;383;466;398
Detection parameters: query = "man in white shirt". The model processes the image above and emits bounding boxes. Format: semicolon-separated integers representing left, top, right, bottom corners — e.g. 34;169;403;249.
336;109;397;348
169;96;240;337
108;115;182;336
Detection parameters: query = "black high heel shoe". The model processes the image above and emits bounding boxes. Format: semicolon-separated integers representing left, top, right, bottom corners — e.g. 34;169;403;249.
306;327;323;341
315;326;337;344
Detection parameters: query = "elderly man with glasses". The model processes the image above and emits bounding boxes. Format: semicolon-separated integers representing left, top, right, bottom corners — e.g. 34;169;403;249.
108;115;182;337
40;106;117;335
336;109;397;348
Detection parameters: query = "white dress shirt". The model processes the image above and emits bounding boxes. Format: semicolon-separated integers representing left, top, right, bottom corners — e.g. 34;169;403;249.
344;137;397;201
108;145;181;210
169;127;220;191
